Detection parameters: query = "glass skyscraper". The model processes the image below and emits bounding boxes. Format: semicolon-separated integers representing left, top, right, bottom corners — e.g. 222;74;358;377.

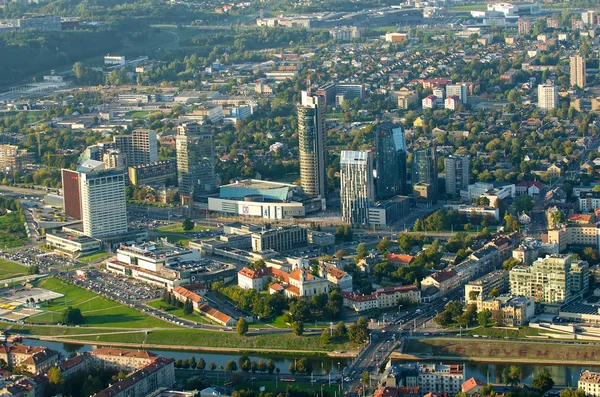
375;122;407;200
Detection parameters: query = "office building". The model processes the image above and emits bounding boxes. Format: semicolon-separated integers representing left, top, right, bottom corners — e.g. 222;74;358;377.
445;84;468;104
250;225;308;252
579;371;600;397
538;83;558;110
80;169;128;238
61;169;82;220
16;15;61;31
570;55;586;88
176;122;217;202
340;151;375;225
445;155;470;199
412;147;438;203
517;18;531;34
336;84;366;101
376;122;407;199
368;195;410;227
128;160;177;187
102;150;124;169
509;254;589;309
0;144;32;171
113;130;158;167
298;91;326;198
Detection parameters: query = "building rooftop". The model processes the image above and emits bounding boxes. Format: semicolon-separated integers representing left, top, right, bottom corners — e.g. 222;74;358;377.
93;357;173;397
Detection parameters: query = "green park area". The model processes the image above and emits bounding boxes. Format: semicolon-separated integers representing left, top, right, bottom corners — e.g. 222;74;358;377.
0;211;29;248
78;251;110;263
0;260;28;280
157;222;216;233
24;278;173;328
404;337;600;363
146;299;210;324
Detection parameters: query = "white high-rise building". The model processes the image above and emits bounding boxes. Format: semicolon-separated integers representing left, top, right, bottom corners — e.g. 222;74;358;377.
340;151;374;225
176;122;217;202
570;55;586;88
113;130;158;167
445;84;468;104
538;83;558;110
80;169;128;238
445;155;470;199
298;91;326;198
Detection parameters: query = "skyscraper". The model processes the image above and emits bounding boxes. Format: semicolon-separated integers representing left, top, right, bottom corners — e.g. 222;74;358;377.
375;122;407;199
298;91;326;198
61;169;82;220
113;130;158;167
538;83;558;110
340;151;374;225
570;55;586;88
445;155;470;199
176;122;217;202
80;169;128;238
412;147;438;203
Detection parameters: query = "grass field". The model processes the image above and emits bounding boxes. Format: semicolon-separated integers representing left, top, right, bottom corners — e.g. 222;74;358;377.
78;251;109;263
0;211;29;248
447;4;487;11
157;222;216;233
146;299;210;324
464;326;551;339
404;337;600;362
0;260;28;280
25;278;173;328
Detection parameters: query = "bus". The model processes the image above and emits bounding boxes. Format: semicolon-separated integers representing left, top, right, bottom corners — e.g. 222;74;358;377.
280;376;296;383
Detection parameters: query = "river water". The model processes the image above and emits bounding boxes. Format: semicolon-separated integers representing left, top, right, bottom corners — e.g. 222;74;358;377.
23;339;600;385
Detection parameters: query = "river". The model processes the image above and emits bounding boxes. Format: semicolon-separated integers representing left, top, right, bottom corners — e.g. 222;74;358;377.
23;339;600;385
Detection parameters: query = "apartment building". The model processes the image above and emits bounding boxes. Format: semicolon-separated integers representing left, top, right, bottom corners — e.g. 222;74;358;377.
250;225;308;252
464;270;509;303
93;358;175;397
0;345;59;374
476;295;535;326
128;160;177;187
91;348;157;372
113;130;158;167
579;370;600;397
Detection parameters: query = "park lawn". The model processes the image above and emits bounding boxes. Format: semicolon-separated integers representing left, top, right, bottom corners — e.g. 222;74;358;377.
0;259;28;280
146;299;211;324
464;326;559;339
157;223;216;232
143;329;357;352
154;231;191;246
78;251;110;263
26;278;173;328
0;211;29;248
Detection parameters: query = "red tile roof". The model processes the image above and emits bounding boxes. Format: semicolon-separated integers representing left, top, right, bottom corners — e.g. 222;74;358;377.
462;377;486;392
174;286;203;304
387;254;415;264
341;291;376;302
325;265;347;280
93;348;156;359
198;303;232;324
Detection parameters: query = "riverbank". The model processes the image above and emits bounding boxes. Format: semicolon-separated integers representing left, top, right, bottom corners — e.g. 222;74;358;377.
400;337;600;365
24;335;357;358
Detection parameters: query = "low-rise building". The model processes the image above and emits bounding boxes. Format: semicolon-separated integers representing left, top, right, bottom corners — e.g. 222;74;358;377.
342;285;421;312
444;205;500;221
421;270;458;296
45;229;102;259
319;265;353;292
369;196;410;227
251;225;308;252
0;345;59;374
464;270;509;303
93;357;175;397
128;160;177;187
579;371;600;397
91;348;157;372
476;295;535;326
307;230;335;247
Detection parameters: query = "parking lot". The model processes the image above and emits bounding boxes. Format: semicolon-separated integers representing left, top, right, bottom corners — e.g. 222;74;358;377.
68;269;162;303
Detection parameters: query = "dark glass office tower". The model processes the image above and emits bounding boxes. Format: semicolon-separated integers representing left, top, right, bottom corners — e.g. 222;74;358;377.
375;122;407;199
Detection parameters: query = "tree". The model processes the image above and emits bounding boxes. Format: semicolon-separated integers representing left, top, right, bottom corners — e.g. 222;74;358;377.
295;357;312;375
503;258;521;271
514;194;535;213
468;290;480;301
197;358;206;370
504;214;520;233
183;298;193;316
334;321;347;339
488;288;500;298
249;259;266;270
348;317;369;344
560;389;586;397
237;317;249;336
209;362;217;371
292;321;304;336
502;365;520;386
478;309;492;327
62;307;84;325
481;384;495;396
182;218;195;231
434;310;453;326
47;367;65;395
582;247;599;266
335;250;347;259
266;359;276;374
225;360;238;372
239;356;252;372
356;243;367;260
320;329;331;344
377;237;390;254
532;369;554;394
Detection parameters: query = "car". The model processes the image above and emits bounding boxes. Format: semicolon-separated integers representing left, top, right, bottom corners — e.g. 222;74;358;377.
310;379;318;383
